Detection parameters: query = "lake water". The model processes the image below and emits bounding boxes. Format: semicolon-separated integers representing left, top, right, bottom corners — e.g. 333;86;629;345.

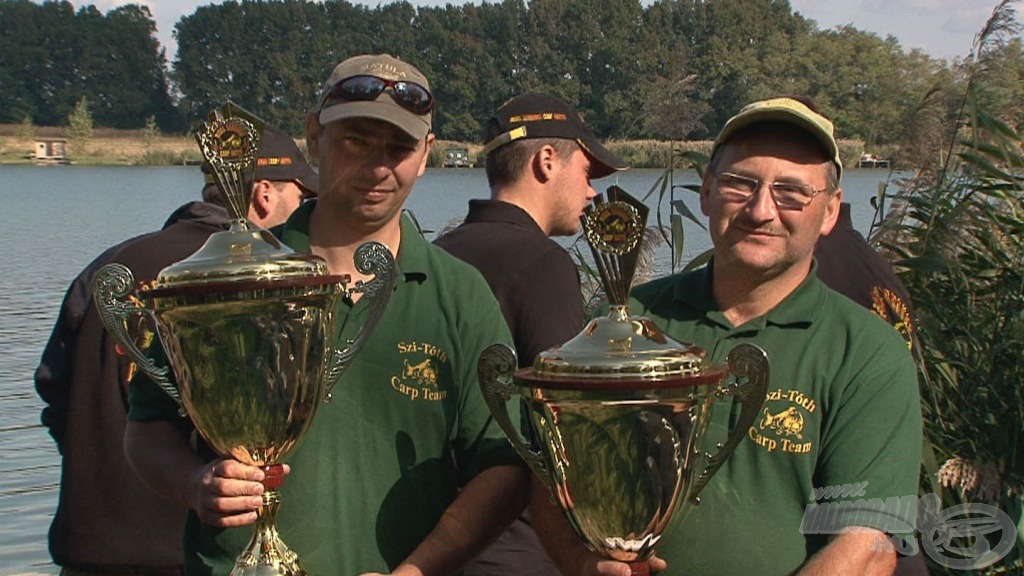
0;165;897;574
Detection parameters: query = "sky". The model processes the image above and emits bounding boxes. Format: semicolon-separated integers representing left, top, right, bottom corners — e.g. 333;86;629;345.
85;0;1002;64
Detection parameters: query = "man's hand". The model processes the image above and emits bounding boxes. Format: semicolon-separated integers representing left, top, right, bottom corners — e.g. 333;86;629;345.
589;556;667;576
185;458;290;528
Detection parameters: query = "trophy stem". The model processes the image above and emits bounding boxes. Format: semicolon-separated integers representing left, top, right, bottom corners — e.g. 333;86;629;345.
230;465;306;576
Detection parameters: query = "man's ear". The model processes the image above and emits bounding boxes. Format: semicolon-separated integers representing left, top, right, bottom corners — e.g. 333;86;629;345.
699;168;714;217
531;144;557;183
250;180;272;218
417;133;435;177
819;188;843;237
306;114;321;158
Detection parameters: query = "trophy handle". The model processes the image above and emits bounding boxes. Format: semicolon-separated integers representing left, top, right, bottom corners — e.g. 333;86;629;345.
690;343;769;500
477;343;551;483
92;263;184;412
323;241;396;401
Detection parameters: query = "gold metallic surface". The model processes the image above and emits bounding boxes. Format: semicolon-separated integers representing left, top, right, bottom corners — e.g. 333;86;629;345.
478;186;770;569
93;103;395;576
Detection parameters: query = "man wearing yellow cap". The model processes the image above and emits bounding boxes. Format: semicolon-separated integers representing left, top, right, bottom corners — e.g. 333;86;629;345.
533;97;922;576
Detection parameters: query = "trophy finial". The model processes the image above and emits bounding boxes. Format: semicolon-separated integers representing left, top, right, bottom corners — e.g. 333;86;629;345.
194;102;265;224
580;185;649;305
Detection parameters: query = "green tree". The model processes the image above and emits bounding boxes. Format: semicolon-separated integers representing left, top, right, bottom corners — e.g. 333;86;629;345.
143;115;159;147
67;96;94;151
18;116;35;141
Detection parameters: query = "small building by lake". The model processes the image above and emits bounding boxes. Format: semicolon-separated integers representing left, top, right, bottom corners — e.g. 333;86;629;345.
32;138;70;164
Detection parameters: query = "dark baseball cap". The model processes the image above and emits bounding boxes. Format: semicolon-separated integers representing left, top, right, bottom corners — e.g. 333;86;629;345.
202;124;318;195
482;93;628;179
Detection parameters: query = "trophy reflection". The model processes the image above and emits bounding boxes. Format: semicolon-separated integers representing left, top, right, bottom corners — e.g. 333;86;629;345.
93;104;395;576
478;187;769;575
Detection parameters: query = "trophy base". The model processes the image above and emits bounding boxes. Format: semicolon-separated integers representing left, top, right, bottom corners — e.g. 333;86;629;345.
230;519;307;576
231;467;307;576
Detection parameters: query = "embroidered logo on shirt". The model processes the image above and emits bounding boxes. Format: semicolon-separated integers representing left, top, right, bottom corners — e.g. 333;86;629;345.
871;286;914;350
116;278;158;383
391;341;449;401
748;388;816;455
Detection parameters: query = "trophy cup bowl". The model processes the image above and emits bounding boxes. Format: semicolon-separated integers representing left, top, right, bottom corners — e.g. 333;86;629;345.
92;105;396;576
478;187;769;575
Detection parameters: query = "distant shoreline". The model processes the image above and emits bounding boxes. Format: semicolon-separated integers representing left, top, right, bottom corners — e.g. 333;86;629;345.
0;124;882;170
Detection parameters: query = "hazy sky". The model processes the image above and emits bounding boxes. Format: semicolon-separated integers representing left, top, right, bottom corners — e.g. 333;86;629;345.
89;0;1001;63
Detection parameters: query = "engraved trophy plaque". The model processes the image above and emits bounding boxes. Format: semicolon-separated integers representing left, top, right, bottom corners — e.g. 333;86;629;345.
93;103;395;576
479;186;769;575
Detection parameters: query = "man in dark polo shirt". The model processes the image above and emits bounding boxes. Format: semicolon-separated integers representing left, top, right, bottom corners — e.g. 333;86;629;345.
435;92;627;576
35;121;316;576
815;202;915;349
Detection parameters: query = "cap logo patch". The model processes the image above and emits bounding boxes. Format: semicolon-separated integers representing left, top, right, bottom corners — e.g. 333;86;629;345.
258;157;293;167
510;112;568;123
361;62;407;79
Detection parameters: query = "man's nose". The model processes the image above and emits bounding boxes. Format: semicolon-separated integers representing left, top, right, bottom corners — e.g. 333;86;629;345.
744;182;779;220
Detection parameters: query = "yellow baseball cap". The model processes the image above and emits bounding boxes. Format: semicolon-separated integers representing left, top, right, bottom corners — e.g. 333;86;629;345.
713;97;843;181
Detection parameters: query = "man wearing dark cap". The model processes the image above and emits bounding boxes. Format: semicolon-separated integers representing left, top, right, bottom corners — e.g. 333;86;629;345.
36;120;312;576
434;93;627;576
125;54;527;576
201;124;318;228
533;97;922;576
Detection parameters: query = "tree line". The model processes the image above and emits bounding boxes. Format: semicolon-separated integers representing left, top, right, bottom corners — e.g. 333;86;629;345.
2;0;1023;160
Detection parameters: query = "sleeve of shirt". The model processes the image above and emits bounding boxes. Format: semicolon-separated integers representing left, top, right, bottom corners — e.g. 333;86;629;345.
34;279;85;450
511;246;586;366
452;281;525;485
814;324;922;536
35;246;121;450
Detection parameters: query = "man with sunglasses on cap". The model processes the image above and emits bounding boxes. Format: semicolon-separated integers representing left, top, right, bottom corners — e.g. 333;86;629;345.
532;97;922;576
124;54;527;576
435;93;627;576
37;120;314;576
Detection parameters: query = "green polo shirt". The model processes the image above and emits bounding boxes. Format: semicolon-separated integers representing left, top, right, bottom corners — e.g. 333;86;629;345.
130;202;520;575
627;263;922;575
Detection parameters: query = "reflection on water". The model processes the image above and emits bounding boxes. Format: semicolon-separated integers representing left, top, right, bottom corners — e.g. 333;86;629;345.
0;165;896;575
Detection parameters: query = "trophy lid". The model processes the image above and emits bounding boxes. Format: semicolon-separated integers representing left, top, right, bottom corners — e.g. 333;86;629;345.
142;103;343;299
524;186;710;386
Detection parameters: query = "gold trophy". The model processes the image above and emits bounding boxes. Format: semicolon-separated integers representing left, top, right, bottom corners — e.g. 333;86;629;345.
93;103;395;576
478;186;769;575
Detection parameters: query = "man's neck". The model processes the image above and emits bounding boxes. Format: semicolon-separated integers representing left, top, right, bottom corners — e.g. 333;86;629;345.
492;185;549;234
712;259;811;327
308;205;402;284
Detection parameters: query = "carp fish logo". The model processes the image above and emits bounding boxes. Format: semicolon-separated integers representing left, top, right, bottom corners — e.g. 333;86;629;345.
748;388;817;455
761;406;805;439
403;358;437;387
391;341;449;402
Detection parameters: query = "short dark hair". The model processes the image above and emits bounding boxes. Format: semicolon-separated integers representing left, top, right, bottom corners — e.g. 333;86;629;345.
485;138;579;188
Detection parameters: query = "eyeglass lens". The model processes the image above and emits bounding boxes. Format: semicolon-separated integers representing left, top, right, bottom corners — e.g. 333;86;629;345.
716;173;821;209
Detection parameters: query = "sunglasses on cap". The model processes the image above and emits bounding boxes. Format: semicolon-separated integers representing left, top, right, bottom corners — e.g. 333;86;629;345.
318;75;434;116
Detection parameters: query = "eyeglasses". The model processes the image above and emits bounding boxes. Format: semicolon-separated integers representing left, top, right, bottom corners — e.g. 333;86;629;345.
318;75;434;116
713;172;829;211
